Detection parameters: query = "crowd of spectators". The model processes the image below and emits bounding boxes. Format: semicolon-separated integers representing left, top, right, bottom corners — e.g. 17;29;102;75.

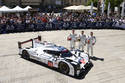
0;12;125;34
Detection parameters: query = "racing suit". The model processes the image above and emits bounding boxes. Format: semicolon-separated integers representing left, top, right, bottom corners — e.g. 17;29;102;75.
68;34;77;50
78;34;86;51
87;36;96;56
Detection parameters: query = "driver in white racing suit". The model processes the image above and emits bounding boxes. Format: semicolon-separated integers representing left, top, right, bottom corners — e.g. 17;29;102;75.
78;31;86;51
67;29;77;50
87;32;96;57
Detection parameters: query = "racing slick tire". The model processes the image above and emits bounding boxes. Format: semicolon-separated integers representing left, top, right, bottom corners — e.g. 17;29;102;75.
21;50;30;60
59;62;70;74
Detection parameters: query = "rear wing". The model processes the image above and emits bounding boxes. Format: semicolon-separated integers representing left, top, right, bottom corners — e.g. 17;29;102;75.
18;35;41;49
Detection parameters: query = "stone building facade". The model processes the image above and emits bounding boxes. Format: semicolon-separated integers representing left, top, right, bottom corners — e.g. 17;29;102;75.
2;0;89;7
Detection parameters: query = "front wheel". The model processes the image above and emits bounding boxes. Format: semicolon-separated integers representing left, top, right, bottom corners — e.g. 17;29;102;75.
59;62;69;74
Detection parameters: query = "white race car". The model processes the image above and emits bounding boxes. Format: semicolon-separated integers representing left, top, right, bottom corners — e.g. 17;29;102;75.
18;36;92;76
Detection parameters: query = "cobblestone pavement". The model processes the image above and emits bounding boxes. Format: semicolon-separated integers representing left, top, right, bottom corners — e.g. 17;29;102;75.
0;30;125;83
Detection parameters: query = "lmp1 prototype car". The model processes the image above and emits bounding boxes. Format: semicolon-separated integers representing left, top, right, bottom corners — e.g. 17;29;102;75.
18;36;92;76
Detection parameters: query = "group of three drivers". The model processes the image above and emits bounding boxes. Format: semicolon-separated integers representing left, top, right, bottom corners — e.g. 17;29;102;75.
67;30;96;57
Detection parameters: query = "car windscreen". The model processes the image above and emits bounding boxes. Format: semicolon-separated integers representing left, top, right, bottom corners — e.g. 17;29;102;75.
61;51;72;57
44;50;60;56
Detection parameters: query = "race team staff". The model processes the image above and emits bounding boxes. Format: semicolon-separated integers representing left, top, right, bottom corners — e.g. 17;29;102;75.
67;30;96;57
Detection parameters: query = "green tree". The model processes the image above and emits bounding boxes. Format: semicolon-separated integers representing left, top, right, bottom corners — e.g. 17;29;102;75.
87;0;98;7
87;0;123;16
87;0;123;10
105;0;123;11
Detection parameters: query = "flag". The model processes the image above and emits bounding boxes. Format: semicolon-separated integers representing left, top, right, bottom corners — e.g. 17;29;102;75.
121;2;125;18
101;0;105;16
90;2;93;15
107;2;110;17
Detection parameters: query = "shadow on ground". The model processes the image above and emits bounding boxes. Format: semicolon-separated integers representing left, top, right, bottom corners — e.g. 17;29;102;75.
0;54;18;57
90;56;104;61
22;57;93;80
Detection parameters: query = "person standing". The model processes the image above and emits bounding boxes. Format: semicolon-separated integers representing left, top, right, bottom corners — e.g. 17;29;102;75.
67;29;77;50
87;32;96;57
78;31;86;51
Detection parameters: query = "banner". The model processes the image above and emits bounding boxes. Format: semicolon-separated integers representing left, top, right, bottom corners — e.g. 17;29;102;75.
107;2;110;17
121;2;125;18
101;0;105;16
90;2;93;15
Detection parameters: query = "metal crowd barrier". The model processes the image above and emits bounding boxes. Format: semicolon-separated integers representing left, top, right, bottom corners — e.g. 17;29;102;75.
0;21;121;34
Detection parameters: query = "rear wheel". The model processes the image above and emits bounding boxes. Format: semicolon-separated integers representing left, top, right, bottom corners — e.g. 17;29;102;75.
21;50;30;60
59;62;69;74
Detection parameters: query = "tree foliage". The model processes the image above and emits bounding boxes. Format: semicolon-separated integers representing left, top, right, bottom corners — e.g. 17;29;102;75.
87;0;98;7
105;0;123;10
87;0;123;10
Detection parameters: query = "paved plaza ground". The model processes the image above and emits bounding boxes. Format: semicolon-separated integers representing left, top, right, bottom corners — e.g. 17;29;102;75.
0;30;125;83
